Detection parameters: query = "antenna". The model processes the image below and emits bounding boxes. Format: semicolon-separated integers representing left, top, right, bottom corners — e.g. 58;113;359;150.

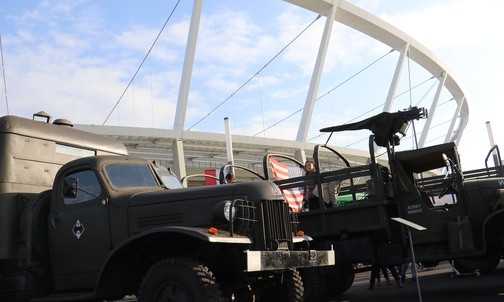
0;34;9;115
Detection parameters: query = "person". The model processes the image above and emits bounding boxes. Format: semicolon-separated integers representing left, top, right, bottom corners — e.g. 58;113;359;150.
400;261;418;282
225;173;236;183
303;160;320;210
376;266;392;286
304;160;316;173
368;263;403;290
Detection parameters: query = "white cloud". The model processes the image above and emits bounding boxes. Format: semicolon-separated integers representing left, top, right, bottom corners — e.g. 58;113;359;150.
1;1;502;170
368;0;504;168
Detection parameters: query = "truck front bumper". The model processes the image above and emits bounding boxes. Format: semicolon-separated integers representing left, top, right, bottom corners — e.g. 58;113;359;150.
245;249;335;272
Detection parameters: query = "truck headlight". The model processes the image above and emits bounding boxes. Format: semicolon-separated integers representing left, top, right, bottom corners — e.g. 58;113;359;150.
224;201;237;221
213;200;237;222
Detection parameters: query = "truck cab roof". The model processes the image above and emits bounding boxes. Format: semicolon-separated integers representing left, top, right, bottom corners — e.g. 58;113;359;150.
395;142;460;174
0;115;128;156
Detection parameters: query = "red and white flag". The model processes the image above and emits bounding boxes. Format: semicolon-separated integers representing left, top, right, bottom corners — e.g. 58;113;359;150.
269;157;305;212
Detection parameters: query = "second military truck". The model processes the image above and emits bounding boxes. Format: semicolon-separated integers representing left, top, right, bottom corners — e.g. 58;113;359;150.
262;107;503;301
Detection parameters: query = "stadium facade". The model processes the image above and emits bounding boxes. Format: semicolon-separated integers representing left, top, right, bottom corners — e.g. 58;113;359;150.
77;0;468;185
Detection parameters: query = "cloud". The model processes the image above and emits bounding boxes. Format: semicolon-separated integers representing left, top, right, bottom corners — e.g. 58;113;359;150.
377;0;504;49
366;0;504;168
197;9;272;65
1;1;188;126
1;0;501;170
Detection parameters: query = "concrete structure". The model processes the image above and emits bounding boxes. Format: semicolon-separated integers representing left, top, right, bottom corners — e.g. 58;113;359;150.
75;124;372;182
286;0;468;147
78;0;469;184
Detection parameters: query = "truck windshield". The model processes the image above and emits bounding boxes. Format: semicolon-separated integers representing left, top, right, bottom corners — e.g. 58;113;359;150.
152;166;183;189
105;164;159;189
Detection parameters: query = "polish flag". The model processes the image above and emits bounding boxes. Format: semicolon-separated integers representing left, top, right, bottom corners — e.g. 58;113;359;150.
204;169;219;186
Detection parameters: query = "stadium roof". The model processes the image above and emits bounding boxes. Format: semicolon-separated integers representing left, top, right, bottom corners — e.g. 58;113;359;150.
75;124;375;175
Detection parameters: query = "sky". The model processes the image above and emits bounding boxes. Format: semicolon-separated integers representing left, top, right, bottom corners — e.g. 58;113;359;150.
0;0;503;170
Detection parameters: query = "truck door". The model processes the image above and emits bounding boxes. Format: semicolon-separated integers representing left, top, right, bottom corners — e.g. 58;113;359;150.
48;168;111;290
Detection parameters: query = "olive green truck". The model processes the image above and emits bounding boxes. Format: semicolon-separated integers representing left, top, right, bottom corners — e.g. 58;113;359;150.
262;107;504;301
0;113;334;302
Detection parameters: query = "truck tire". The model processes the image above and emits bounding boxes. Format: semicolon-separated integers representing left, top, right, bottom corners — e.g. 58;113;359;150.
301;264;355;301
453;257;500;274
300;268;324;302
138;258;224;302
231;285;254;302
255;269;303;302
323;270;355;297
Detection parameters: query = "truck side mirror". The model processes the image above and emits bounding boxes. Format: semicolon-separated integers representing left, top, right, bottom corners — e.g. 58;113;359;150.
62;177;78;198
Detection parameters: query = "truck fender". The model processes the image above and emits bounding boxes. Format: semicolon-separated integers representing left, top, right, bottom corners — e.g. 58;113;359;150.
94;226;251;300
20;190;52;264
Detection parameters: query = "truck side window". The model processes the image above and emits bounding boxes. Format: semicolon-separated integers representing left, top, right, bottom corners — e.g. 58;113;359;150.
63;170;102;205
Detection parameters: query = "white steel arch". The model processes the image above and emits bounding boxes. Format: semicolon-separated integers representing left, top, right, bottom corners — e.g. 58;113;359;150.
288;0;469;147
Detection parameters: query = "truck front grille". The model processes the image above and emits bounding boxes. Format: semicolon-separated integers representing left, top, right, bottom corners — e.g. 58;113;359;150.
229;198;297;251
256;199;294;250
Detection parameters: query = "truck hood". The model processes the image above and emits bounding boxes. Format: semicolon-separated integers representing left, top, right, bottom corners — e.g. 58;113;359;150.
125;181;285;234
127;180;283;206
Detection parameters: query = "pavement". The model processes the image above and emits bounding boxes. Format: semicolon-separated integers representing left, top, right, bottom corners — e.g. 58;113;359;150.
114;261;504;302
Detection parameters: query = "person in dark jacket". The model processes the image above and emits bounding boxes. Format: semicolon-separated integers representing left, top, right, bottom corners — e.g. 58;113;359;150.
303;160;320;210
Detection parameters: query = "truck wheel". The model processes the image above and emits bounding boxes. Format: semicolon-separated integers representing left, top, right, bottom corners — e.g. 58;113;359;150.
231;285;255;302
453;257;500;274
323;270;355;297
255;269;303;302
300;268;324;302
320;264;355;298
138;258;224;302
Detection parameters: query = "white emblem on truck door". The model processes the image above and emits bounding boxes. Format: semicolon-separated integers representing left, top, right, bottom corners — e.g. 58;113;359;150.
72;220;85;239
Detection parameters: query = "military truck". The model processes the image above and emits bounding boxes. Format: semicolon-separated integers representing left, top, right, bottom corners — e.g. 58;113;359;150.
0;113;334;302
260;107;504;301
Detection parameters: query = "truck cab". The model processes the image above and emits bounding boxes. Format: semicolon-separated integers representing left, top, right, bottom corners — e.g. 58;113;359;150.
0;113;128;264
393;141;504;269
